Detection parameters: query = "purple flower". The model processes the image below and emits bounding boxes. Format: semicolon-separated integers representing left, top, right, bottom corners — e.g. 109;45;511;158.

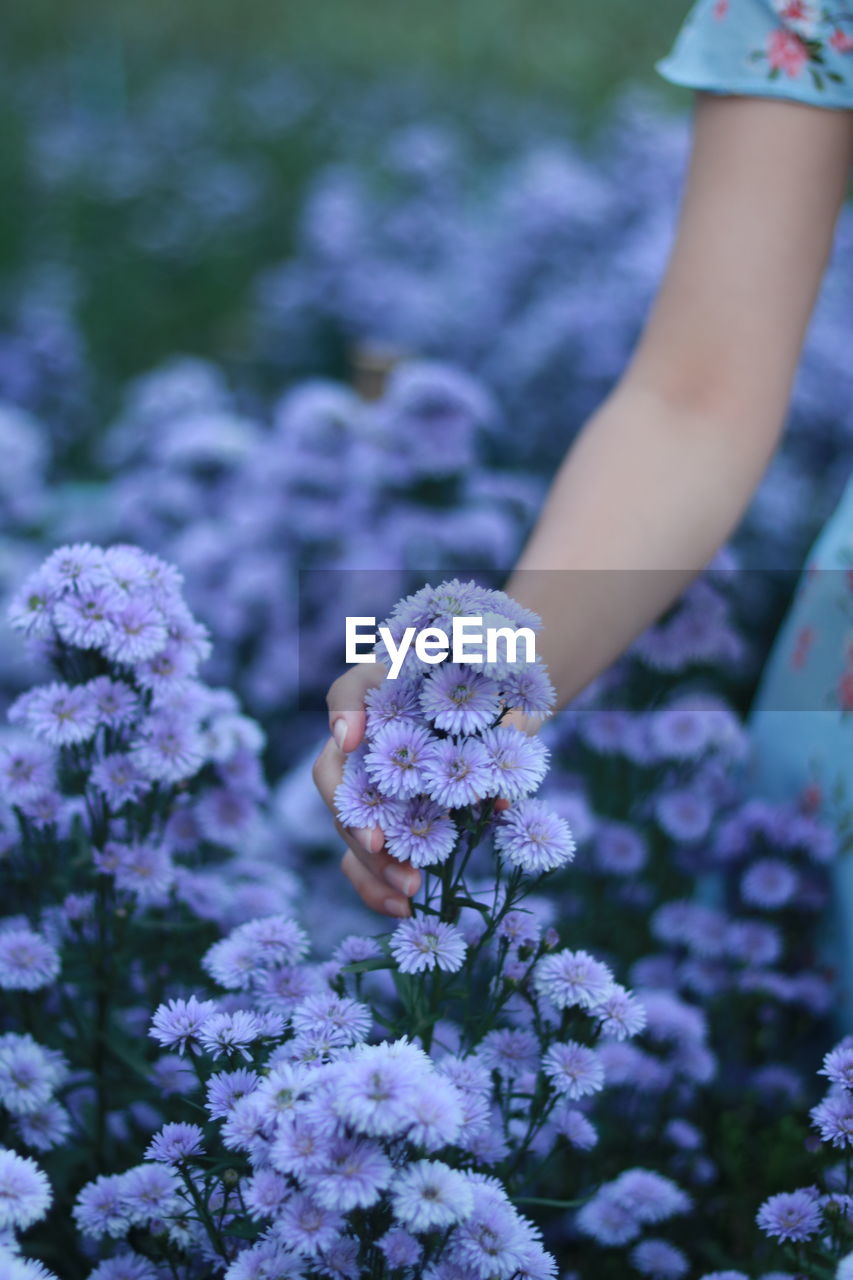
452;1177;549;1278
365;681;423;733
41;543;104;594
145;1123;205;1164
630;1239;689;1279
555;1106;598;1150
133;712;204;784
384;798;458;867
205;1067;260;1119
542;1041;604;1099
811;1090;853;1147
53;584;121;650
101;598;169;665
87;1254;161;1280
593;984;647;1040
121;1162;181;1225
649;701;716;759
195;786;256;848
331;1042;427;1137
594;822;648;876
378;1227;422;1269
756;1188;822;1242
725;920;782;968
0;925;60;991
108;842;174;905
480;727;549;801
309;1133;392;1211
611;1169;692;1224
90;753;150;810
390;918;467;974
740;859;798;910
391;1159;473;1232
149;996;217;1055
198;1010;261;1060
495;799;575;874
12;683;99;747
0;738;54;804
421;737;495;809
577;710;634;755
73;1173;131;1239
535;948;614;1011
419;665;501;735
14;1099;71;1152
272;1190;344;1256
0;1034;66;1116
364;720;438;799
203;916;309;990
134;641;198;692
820;1040;853;1091
655;789;713;842
0;1148;52;1230
7;571;56;639
333;935;383;966
334;758;400;830
291;992;372;1046
478;1027;541;1081
500;662;555;719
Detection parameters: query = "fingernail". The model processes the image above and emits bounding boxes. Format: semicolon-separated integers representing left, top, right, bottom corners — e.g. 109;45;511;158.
333;718;347;750
384;898;409;917
385;866;418;896
353;826;380;852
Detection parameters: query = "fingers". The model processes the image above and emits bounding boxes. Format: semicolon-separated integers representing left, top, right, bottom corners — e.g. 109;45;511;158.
341;848;417;918
335;818;420;894
312;735;349;813
502;705;545;737
326;662;387;754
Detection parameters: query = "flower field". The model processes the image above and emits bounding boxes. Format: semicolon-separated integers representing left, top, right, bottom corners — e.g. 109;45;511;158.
0;31;852;1280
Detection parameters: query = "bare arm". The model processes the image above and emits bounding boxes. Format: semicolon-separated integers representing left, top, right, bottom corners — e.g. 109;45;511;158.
508;92;853;706
316;91;852;917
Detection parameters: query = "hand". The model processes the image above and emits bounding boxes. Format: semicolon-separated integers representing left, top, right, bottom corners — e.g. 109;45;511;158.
312;666;542;919
312;662;423;919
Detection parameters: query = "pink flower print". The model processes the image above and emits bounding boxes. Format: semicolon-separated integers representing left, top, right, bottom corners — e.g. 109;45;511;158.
767;27;809;76
713;0;729;18
791;624;815;671
839;670;853;713
830;27;853;53
799;783;823;815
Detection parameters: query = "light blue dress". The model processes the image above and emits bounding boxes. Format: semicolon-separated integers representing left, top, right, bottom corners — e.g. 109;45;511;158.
657;3;853;1016
657;0;853;110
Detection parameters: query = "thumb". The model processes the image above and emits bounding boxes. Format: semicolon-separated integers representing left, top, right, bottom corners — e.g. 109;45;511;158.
327;662;387;753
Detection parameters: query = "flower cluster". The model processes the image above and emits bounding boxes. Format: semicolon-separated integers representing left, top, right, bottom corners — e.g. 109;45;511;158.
336;579;569;879
0;544;299;1274
66;582;661;1278
755;1037;853;1272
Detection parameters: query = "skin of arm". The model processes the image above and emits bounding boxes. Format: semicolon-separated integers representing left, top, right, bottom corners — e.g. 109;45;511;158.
315;91;853;917
508;92;853;707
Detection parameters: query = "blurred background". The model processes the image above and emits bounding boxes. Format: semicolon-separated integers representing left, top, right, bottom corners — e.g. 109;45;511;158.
0;0;850;731
0;0;689;411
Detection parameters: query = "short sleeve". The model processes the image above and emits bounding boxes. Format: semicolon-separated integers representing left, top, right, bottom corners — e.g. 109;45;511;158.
656;0;853;110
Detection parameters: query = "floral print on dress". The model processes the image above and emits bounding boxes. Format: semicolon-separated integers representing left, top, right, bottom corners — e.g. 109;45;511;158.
658;0;853;106
713;0;853;87
778;553;853;712
748;475;853;850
